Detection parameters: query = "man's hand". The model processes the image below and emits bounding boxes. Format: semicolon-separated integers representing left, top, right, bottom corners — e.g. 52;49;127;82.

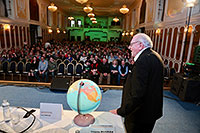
109;109;118;115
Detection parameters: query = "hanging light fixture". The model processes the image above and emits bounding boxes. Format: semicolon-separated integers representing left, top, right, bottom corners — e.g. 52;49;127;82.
63;30;66;34
156;28;161;34
126;32;129;36
88;12;95;18
90;17;96;21
113;17;119;22
92;21;97;24
130;31;134;36
48;28;53;34
3;24;10;30
76;0;88;4
48;3;57;12
122;32;125;36
185;0;197;7
57;28;60;33
68;16;74;20
83;5;93;13
119;5;129;14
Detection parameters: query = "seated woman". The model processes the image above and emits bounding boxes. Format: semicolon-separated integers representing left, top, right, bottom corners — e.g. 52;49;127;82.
90;59;100;84
110;60;118;85
28;56;39;80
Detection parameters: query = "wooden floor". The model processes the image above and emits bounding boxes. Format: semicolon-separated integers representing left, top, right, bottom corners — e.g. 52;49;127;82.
0;80;170;90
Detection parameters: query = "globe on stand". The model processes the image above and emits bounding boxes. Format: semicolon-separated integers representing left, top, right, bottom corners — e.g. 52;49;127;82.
67;79;102;127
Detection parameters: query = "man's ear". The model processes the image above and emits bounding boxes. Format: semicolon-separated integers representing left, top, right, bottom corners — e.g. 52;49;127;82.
138;43;145;50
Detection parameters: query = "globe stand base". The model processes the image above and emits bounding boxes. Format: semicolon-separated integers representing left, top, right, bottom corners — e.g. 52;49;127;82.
73;114;95;127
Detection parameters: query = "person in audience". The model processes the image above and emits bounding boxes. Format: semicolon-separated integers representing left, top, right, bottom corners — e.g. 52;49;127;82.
98;58;110;84
94;55;101;64
36;56;48;82
110;60;118;85
108;53;115;64
48;57;57;77
80;53;87;63
44;41;51;49
90;59;100;84
28;56;39;78
164;59;170;78
83;60;91;78
89;54;94;64
128;58;135;74
110;33;164;133
66;54;73;62
75;54;80;62
118;59;128;85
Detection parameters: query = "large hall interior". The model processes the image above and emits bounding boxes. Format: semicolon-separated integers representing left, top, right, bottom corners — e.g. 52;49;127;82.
0;0;200;133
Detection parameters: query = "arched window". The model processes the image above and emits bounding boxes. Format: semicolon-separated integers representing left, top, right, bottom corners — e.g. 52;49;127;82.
77;19;82;27
70;20;75;27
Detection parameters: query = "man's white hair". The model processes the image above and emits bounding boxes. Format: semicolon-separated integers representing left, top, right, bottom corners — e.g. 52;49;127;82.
132;33;153;48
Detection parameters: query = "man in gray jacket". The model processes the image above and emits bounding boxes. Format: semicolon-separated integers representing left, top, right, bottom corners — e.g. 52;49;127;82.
36;56;48;82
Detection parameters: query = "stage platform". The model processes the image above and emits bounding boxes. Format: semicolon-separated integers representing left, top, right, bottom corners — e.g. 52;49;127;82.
0;80;170;90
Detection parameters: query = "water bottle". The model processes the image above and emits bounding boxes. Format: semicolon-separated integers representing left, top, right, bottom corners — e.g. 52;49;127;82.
2;100;11;122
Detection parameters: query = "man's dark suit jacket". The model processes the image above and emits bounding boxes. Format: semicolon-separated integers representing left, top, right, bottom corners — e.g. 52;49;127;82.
117;48;164;132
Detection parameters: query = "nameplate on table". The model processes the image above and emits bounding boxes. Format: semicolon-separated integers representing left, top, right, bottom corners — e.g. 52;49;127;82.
90;125;115;133
40;103;63;121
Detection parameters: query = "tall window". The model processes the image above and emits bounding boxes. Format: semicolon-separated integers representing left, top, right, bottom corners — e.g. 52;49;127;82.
77;19;82;27
47;8;52;26
57;12;62;28
0;0;14;17
70;20;75;27
155;0;165;22
131;9;136;28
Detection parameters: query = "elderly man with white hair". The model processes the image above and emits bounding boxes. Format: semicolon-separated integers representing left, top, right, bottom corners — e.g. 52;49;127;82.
110;33;164;133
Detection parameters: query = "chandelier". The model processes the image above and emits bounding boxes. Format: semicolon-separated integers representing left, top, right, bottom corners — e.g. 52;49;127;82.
130;31;134;36
156;28;161;34
119;5;129;14
90;17;96;21
57;29;60;33
3;24;10;30
126;32;129;36
48;28;53;33
68;16;74;20
92;21;97;24
48;3;57;12
113;17;119;22
76;0;88;4
83;6;93;13
88;13;95;17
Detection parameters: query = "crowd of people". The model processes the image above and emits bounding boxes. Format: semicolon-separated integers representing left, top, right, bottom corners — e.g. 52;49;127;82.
0;40;135;84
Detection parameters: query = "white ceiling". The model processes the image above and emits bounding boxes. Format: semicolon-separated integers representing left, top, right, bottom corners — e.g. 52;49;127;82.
53;0;135;16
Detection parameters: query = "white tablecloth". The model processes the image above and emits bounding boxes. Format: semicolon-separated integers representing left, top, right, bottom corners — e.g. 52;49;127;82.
0;107;126;133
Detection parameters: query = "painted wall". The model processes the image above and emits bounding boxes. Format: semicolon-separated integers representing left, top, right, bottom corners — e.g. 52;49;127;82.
122;0;200;73
0;0;68;51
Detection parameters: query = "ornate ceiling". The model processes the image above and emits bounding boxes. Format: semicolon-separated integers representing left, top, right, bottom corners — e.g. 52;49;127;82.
53;0;135;16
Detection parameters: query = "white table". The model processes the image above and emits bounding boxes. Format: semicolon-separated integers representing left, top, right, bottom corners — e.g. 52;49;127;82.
0;107;126;133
